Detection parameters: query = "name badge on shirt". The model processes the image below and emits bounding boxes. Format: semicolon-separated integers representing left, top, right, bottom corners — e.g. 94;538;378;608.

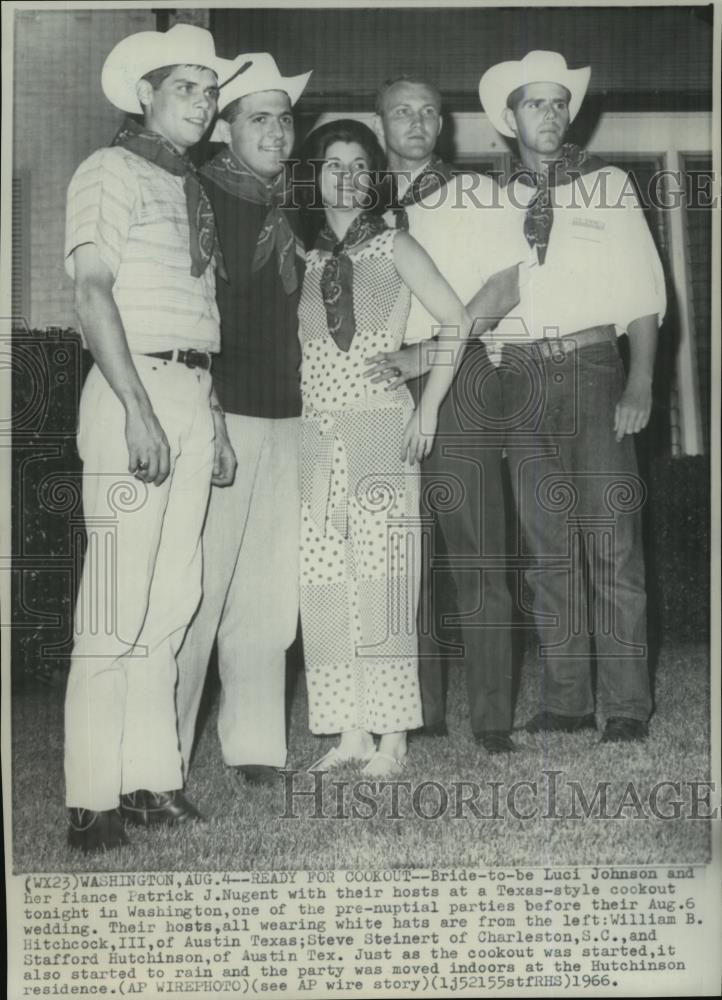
572;217;606;233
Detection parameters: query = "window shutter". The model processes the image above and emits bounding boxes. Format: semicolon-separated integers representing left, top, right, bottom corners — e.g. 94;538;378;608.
682;156;712;455
12;173;31;330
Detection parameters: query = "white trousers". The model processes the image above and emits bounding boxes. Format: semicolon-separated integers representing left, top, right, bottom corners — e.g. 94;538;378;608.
176;414;301;771
64;357;214;810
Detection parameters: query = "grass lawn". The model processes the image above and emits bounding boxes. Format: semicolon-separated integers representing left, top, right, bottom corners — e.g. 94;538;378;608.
11;641;710;872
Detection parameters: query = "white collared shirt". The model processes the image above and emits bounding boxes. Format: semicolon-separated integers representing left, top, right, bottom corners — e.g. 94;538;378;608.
490;165;667;345
402;171;520;345
395;159;432;203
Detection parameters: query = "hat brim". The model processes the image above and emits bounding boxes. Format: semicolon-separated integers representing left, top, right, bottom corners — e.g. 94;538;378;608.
102;32;247;114
479;62;590;138
210;67;312;140
216;68;312;113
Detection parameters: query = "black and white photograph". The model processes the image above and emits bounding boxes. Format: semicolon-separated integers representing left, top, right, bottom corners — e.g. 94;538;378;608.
2;1;720;997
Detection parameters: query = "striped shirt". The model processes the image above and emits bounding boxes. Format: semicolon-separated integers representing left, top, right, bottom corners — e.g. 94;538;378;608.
65;147;220;354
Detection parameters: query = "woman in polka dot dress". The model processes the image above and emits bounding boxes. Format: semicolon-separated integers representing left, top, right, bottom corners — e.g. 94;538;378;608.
298;120;471;777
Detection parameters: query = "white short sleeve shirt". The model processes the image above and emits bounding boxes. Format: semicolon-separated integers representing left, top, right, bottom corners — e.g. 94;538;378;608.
402;172;522;344
65;147;220;354
492;165;667;344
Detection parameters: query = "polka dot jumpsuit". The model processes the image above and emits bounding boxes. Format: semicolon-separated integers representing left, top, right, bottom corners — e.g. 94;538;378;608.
298;228;423;735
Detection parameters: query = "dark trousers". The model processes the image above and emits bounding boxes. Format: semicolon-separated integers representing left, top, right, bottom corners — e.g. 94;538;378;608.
411;341;513;735
498;339;651;722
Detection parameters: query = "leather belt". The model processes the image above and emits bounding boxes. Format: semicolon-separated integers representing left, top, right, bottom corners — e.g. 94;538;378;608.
505;325;616;361
144;348;212;371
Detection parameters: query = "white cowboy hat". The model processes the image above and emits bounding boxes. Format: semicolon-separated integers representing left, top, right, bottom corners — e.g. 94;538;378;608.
101;23;248;114
479;50;591;138
217;52;312;112
208;53;312;141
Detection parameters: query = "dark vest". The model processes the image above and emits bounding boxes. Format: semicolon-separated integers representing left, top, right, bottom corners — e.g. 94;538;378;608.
203;177;304;419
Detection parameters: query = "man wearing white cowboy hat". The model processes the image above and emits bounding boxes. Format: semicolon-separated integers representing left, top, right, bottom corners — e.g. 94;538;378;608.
63;23;247;852
175;53;312;787
478;50;666;742
366;74;522;754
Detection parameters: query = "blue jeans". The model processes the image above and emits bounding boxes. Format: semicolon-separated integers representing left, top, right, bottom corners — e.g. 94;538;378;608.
410;341;513;734
498;339;651;722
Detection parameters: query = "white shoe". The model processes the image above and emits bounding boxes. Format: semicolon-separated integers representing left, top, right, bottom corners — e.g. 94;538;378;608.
361;751;407;778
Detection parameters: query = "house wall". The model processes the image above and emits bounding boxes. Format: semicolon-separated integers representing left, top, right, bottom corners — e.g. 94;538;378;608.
12;8;155;330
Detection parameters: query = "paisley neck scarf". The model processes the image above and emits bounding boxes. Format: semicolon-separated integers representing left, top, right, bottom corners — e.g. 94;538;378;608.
112;118;224;279
317;212;387;351
511;143;607;266
201;147;304;294
394;154;456;230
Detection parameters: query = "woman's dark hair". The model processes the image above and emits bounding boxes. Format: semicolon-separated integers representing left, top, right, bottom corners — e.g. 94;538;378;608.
305;118;385;175
297;119;387;246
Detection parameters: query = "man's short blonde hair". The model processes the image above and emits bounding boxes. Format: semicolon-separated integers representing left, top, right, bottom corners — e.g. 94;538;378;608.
374;75;442;116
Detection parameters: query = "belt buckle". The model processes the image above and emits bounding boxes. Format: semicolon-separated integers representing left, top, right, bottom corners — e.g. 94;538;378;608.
184;348;204;370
